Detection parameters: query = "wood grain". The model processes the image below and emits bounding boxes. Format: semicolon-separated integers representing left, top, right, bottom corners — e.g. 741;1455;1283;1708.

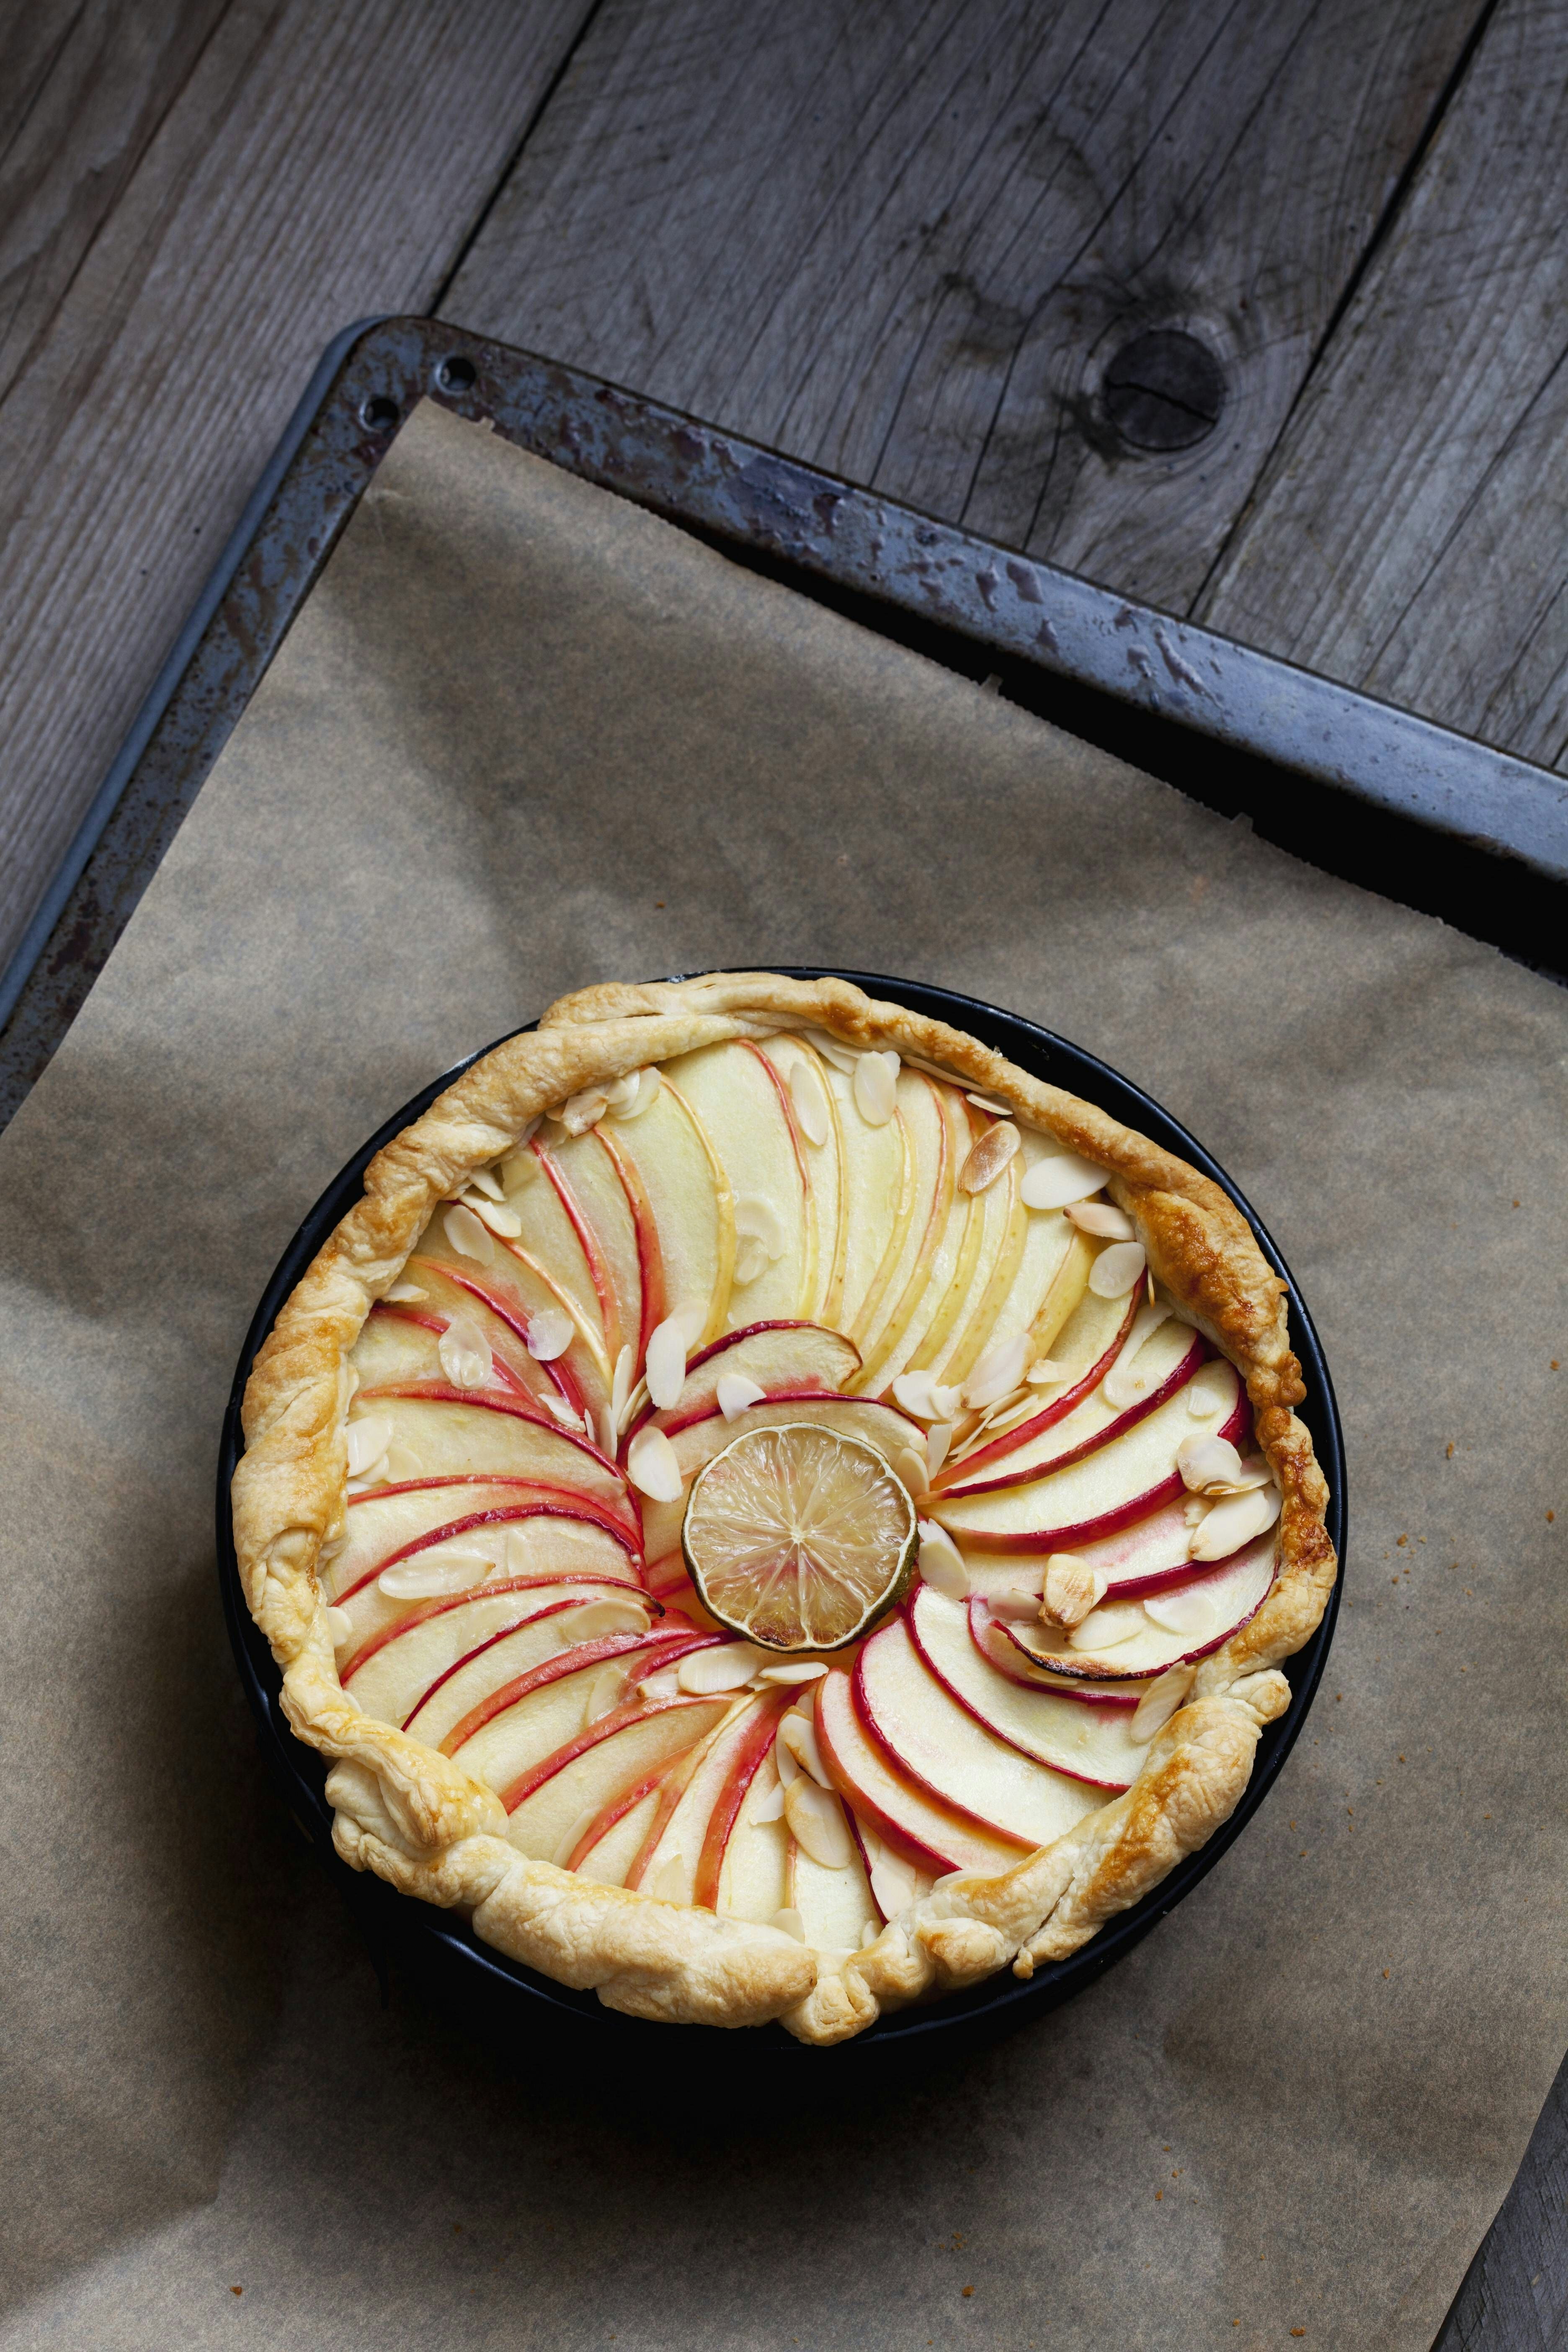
0;0;595;981
443;0;1480;611
1198;0;1568;774
1434;2050;1568;2349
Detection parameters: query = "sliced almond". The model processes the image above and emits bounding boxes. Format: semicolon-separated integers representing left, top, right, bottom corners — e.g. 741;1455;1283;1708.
988;1585;1046;1622
757;1661;830;1687
465;1194;523;1239
1019;1152;1106;1211
442;1203;494;1264
1065;1200;1135;1239
789;1058;830;1147
565;1598;650;1645
542;1392;585;1430
525;1308;575;1362
964;1091;1014;1116
383;1442;423;1483
733;1196;788;1261
779;1708;834;1789
1189;1483;1282;1561
627;1425;683;1503
610;1343;635;1431
1088;1240;1146;1298
1142;1586;1217;1635
891;1369;964;1421
732;1234;770;1286
774;1722;801;1787
325;1605;353;1645
1101;1302;1175;1408
581;1663;629;1727
345;1416;394;1476
802;1027;859;1074
771;1906;807;1940
438;1314;492;1391
925;1420;956;1479
918;1519;969;1600
677;1642;766;1694
1176;1433;1244;1493
385;1281;427;1303
861;1823;920;1921
852;1049;899;1125
717;1371;768;1421
1039;1555;1108;1630
959;1119;1021;1194
378;1550;490;1600
1068;1604;1142;1651
560;1087;610;1135
607;1067;660;1120
893;1445;930;1500
963;1331;1032;1411
1027;1357;1068;1385
601;1071;642;1112
1130;1663;1196;1743
784;1776;855;1868
636;1665;681;1702
467;1166;506;1202
748;1777;787;1823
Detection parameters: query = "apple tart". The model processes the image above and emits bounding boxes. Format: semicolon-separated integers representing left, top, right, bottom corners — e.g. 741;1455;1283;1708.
233;971;1336;2043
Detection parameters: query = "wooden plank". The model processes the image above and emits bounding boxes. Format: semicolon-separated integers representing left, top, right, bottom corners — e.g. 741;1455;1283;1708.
0;0;231;406
1434;2047;1568;2348
443;0;1480;611
0;0;595;982
1197;0;1568;774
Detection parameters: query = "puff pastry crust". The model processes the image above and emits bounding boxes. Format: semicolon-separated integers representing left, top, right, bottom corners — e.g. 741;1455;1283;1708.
232;971;1336;2042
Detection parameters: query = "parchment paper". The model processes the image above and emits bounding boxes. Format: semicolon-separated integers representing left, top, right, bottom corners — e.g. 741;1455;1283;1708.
2;398;1564;2352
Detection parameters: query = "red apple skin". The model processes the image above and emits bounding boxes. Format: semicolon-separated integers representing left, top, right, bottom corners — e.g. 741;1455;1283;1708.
936;1388;1250;1555
691;1691;792;1910
853;1631;1058;1847
340;1568;650;1682
905;1598;1135;1790
595;1122;667;1362
938;1333;1208;1498
531;1137;627;1362
353;1380;626;1476
439;1627;718;1758
816;1665;1029;1875
368;1299;533;1396
935;1288;1140;1488
495;1690;722;1818
963;1597;1141;1707
335;1496;644;1607
814;1674;962;1877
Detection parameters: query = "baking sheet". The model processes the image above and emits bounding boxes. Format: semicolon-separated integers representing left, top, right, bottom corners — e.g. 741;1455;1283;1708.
0;397;1563;2349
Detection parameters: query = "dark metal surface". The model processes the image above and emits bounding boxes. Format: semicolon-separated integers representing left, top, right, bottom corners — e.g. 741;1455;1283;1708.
3;313;1566;1134
215;967;1346;2063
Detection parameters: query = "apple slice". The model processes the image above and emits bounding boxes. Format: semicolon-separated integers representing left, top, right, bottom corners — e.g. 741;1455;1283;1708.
445;1626;719;1787
854;1071;957;1387
789;1802;879;1952
343;1394;634;1520
570;1773;672;1885
756;1036;848;1326
932;1366;1247;1553
906;1587;1148;1790
967;1596;1151;1702
503;1694;733;1859
663;1040;812;1326
541;1127;647;1372
982;1530;1278;1681
956;1128;1089;1367
815;1665;1031;1875
832;1063;914;1339
626;1690;787;1906
341;1571;647;1706
712;1755;794;1921
632;1321;861;1441
923;1127;1026;1387
603;1071;733;1346
866;1085;977;1394
856;1614;1104;1846
939;1284;1140;1488
940;1325;1205;1497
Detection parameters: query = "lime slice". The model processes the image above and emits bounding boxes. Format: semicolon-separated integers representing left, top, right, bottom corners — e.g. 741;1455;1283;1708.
682;1421;917;1652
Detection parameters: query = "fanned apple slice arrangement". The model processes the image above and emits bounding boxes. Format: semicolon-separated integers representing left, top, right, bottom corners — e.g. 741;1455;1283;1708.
322;1030;1289;1961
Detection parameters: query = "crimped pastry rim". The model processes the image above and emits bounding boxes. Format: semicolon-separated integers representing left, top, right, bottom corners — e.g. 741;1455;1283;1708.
230;971;1338;2043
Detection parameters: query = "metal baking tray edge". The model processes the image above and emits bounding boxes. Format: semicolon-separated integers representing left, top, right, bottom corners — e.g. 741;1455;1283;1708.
2;313;1566;1134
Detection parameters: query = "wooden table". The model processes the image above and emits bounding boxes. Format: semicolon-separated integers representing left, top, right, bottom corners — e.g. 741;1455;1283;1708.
1;4;1561;2338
